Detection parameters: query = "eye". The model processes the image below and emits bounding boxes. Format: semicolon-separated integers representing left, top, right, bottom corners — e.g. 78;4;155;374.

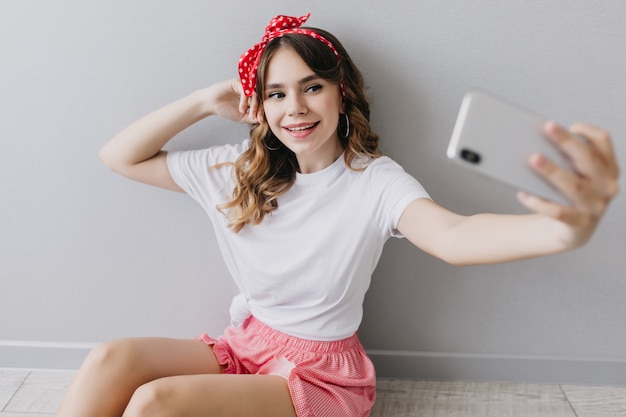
305;84;323;93
267;91;285;100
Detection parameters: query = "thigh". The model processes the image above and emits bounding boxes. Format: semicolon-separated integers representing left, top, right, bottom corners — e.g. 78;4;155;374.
125;374;297;417
107;337;225;379
57;338;223;417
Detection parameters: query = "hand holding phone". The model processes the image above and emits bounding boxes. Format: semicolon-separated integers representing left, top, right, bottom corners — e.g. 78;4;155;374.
446;90;573;205
446;89;620;252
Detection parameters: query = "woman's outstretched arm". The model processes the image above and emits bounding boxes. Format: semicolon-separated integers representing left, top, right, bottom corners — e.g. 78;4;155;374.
398;122;620;265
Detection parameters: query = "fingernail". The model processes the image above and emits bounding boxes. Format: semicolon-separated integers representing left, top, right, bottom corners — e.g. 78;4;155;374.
517;191;534;205
530;153;545;167
544;120;564;137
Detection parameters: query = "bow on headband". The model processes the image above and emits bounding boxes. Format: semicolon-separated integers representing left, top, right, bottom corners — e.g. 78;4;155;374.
238;13;345;99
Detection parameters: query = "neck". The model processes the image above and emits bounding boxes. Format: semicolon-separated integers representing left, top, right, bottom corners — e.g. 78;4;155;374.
297;141;344;174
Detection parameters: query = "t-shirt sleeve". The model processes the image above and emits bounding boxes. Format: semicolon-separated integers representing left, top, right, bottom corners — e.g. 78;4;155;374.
166;141;248;209
367;156;431;238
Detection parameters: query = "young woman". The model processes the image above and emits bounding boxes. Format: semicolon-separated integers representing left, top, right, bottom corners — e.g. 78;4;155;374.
56;14;619;417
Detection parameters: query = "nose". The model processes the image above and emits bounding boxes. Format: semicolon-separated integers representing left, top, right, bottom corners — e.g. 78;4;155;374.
287;93;307;116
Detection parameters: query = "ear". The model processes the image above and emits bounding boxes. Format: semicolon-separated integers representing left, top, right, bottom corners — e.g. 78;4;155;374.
256;98;267;124
339;80;347;112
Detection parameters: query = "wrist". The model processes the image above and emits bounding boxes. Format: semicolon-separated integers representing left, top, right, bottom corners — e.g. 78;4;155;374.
189;88;217;118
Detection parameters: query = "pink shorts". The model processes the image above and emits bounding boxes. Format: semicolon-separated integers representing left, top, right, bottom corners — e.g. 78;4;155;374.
196;316;376;417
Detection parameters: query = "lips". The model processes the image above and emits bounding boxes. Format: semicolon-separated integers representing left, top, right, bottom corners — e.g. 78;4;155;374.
283;122;319;132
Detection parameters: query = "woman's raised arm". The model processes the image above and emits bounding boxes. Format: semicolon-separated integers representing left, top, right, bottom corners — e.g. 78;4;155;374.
99;78;260;191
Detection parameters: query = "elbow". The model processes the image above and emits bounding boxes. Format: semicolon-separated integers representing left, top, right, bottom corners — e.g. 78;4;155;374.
99;143;123;174
442;256;478;267
436;252;474;267
426;241;480;266
98;146;111;169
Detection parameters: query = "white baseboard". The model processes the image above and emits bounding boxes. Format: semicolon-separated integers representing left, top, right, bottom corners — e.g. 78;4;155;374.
368;349;626;386
0;341;95;370
2;341;625;386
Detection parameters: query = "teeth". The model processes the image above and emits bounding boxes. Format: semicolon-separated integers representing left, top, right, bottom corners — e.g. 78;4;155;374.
288;123;316;132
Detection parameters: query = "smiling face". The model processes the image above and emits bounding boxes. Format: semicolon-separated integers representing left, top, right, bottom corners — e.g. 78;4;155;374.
262;47;344;173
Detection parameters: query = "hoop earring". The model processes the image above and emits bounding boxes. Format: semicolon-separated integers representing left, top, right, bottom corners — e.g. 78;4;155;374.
263;135;283;151
338;113;350;139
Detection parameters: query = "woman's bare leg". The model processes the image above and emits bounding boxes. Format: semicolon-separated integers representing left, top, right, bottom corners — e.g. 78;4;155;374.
55;337;224;417
123;373;297;417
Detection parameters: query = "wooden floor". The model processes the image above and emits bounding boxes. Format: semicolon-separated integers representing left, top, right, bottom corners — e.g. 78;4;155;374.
2;368;626;416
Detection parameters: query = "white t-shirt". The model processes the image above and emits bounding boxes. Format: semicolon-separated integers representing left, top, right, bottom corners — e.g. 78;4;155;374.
167;140;430;341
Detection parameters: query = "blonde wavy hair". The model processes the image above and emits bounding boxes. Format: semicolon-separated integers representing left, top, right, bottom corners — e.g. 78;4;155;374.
219;28;381;232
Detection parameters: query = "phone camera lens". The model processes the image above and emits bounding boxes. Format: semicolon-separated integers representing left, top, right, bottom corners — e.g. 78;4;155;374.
461;149;481;164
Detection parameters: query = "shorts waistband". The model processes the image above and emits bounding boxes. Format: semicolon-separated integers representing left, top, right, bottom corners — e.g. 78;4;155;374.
244;316;363;354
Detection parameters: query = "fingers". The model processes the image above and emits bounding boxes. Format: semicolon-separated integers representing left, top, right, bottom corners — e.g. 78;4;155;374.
570;123;616;162
527;151;599;210
522;121;620;231
569;122;620;184
238;87;249;114
248;93;265;124
233;80;264;124
232;77;262;123
543;122;593;176
517;191;588;227
540;122;620;202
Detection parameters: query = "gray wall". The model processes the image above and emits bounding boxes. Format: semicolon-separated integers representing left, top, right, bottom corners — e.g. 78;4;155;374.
1;1;625;384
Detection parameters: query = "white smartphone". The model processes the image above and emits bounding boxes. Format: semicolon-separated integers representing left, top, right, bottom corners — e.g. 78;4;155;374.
446;89;573;205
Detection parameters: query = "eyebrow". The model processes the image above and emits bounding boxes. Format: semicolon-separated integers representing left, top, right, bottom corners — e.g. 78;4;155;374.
265;74;320;90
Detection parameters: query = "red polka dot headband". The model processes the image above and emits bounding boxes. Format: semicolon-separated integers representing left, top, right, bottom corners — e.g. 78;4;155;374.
238;13;346;100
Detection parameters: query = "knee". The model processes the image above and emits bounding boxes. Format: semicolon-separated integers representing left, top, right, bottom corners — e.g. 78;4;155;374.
123;381;175;417
81;339;138;375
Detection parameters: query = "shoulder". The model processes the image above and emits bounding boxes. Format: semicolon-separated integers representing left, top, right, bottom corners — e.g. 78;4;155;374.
355;154;430;199
351;154;412;179
346;154;431;237
166;139;250;195
167;139;249;169
211;139;250;162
